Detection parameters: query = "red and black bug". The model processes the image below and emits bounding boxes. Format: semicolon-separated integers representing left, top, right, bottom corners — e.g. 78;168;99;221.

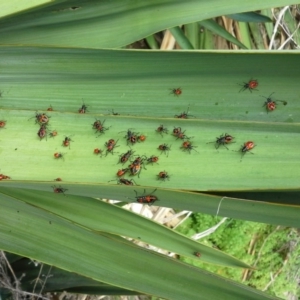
37;124;47;140
0;174;11;180
49;130;58;138
92;119;110;135
261;93;286;112
31;112;50;125
109;178;136;186
54;152;65;160
173;127;182;136
173;127;191;140
94;148;103;156
129;189;158;205
194;252;201;258
119;149;134;164
78;103;88;114
175;106;192;119
264;98;276;112
116;168;129;177
157;171;170;181
54;178;62;181
156;124;168;136
121;129;139;145
62;136;73;148
239;141;255;159
239;79;258;93
181;141;198;153
0;120;6;128
129;163;141;176
105;139;119;155
129;156;146;177
137;134;146;142
170;87;182;96
158;143;171;156
208;133;235;150
146;155;159;165
52;185;68;195
131;156;146;166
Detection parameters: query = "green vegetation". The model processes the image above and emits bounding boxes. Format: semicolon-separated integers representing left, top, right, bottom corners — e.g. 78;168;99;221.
177;214;300;298
0;1;300;300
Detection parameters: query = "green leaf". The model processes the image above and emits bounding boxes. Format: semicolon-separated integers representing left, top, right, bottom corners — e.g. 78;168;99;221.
0;194;280;300
1;183;300;228
0;47;299;192
199;19;247;49
0;0;297;48
227;12;272;23
0;0;52;19
0;186;249;267
10;256;138;294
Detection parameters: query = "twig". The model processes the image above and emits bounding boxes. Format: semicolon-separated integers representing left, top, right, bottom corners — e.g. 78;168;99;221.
269;6;290;49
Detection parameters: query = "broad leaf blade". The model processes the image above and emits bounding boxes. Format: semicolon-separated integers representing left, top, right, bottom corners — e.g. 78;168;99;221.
0;194;279;300
0;0;296;48
0;186;249;268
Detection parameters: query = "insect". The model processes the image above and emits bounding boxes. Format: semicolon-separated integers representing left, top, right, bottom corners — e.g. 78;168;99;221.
129;163;141;177
173;127;191;140
109;109;120;116
131;156;147;166
156;124;168;136
105;139;119;155
37;124;47;140
128;156;147;177
0;174;11;180
122;129;139;145
54;178;62;181
94;148;103;156
208;133;235;150
62;136;73;148
239;141;255;159
194;252;201;257
116;168;129;177
264;98;276;112
173;127;182;136
129;189;158;205
52;185;68;195
170;87;182;96
30;112;50;125
239;79;258;93
78;103;88;114
92;119;110;135
47;105;53;111
158;143;171;156
0;120;6;128
146;155;159;165
109;178;136;186
49;130;58;138
119;149;134;164
157;171;170;181
137;134;146;142
181;141;198;153
175;106;192;119
261;93;286;112
54;152;65;160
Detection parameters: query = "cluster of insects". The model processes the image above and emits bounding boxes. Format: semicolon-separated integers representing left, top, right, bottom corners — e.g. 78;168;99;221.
1;79;279;207
238;79;287;112
113;150;165;184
